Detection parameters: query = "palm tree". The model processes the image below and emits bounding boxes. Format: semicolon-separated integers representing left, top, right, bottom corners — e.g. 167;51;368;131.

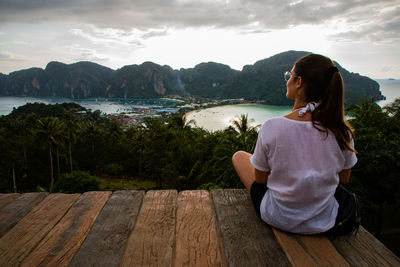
230;114;259;151
383;98;400;118
36;117;64;192
127;128;146;177
7;114;36;172
169;113;196;130
84;121;102;154
0;126;20;192
62;112;81;172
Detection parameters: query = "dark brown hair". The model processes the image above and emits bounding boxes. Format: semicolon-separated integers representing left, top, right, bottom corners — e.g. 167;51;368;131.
294;54;356;152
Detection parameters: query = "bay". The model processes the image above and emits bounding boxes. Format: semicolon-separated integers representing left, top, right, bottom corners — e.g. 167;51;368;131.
0;79;398;132
0;97;180;116
186;104;292;132
187;79;400;132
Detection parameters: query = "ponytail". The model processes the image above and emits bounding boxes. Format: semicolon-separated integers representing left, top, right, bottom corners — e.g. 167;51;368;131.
294;54;356;152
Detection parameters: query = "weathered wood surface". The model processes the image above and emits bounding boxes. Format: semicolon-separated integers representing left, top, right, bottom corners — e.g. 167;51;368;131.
272;228;349;267
120;190;178;267
0;192;48;238
332;226;400;266
21;191;111;267
0;193;20;208
69;190;144;267
211;189;290;266
174;190;227;267
0;190;399;266
0;193;80;266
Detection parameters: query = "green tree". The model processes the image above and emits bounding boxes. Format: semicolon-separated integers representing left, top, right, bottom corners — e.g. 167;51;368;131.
62;112;81;172
36;117;64;192
348;98;400;236
384;98;400;118
231;114;259;151
84;121;102;154
54;171;100;193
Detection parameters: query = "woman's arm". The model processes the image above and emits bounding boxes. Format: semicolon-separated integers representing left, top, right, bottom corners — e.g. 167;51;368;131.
339;169;351;184
255;168;270;184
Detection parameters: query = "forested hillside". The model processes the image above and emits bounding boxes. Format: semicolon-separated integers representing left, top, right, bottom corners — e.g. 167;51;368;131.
0;51;384;105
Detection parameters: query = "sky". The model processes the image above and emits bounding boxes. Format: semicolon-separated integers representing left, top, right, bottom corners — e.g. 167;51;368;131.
0;0;399;79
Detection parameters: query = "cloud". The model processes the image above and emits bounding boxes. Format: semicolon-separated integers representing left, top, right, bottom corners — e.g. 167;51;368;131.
0;51;23;61
328;3;400;43
64;44;110;62
68;27;151;48
380;64;400;74
0;0;398;66
13;40;29;45
141;29;169;39
0;0;397;32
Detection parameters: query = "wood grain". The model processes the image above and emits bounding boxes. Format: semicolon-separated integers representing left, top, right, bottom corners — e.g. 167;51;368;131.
21;191;111;267
0;192;48;238
69;190;144;267
331;226;400;266
272;228;350;267
211;189;290;267
0;193;80;266
120;190;177;267
0;193;20;208
174;190;227;267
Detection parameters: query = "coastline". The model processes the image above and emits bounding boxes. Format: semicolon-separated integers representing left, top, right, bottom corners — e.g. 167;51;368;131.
185;103;292;132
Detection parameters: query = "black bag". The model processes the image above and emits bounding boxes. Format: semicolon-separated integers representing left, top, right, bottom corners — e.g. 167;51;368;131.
326;185;361;237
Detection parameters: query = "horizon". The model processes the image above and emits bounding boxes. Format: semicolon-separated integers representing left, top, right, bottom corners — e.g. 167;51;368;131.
0;1;399;79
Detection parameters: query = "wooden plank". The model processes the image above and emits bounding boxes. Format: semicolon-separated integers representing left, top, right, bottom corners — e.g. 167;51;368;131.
120;190;177;267
272;228;350;267
69;190;144;267
211;189;290;266
331;226;400;266
174;190;227;267
0;193;20;208
0;192;49;238
0;193;80;266
21;191;111;267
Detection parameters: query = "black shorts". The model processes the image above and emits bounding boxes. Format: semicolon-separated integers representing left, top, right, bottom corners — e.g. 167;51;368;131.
250;181;268;218
249;182;356;234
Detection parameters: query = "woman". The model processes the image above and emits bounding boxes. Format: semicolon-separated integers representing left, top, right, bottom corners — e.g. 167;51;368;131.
232;54;358;235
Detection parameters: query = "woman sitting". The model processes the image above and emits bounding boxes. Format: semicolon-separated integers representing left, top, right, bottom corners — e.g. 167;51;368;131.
232;54;358;235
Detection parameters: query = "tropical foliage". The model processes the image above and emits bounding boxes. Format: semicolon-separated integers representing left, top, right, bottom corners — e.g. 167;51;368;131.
0;102;258;193
347;98;400;237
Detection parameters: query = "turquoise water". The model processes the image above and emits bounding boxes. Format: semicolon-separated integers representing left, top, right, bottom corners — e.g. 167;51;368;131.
187;79;400;131
0;79;398;131
0;97;180;116
186;104;292;131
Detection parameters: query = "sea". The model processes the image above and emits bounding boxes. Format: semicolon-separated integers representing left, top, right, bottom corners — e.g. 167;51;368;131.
0;97;180;116
186;79;400;131
0;79;398;131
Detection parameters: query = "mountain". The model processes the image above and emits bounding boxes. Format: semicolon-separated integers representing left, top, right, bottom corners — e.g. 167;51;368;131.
107;62;184;98
0;51;384;105
179;62;239;98
221;51;383;105
45;61;114;98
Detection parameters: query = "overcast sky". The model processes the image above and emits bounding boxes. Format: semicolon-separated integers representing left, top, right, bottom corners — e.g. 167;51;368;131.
0;0;399;79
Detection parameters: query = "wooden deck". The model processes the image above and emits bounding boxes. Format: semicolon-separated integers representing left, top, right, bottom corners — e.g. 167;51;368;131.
0;190;399;266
